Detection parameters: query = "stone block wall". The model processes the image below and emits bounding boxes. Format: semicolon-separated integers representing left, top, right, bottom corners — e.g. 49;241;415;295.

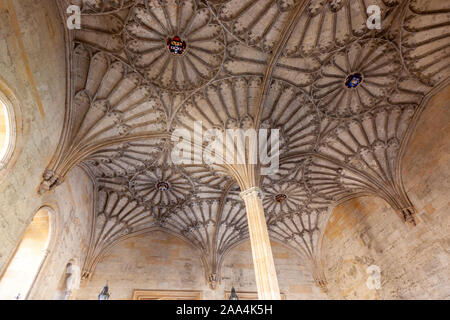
321;85;450;300
0;0;67;273
73;231;325;300
0;0;94;299
28;166;93;300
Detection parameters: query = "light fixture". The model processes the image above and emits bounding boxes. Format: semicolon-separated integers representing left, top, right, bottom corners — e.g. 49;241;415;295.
98;283;110;300
229;287;239;300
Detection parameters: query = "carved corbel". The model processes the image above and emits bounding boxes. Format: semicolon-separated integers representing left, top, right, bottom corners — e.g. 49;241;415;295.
400;207;416;227
38;170;63;194
312;268;328;294
208;273;218;290
80;269;92;283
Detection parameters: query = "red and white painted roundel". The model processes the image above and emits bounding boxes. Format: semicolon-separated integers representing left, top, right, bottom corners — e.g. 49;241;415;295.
167;36;187;55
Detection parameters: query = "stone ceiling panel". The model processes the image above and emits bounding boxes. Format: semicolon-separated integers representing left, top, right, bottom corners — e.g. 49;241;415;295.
125;0;226;91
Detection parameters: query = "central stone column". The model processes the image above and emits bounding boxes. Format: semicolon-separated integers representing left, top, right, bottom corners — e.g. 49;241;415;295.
240;187;281;300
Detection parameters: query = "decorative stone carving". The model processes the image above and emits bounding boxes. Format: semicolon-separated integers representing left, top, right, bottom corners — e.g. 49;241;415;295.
64;264;81;299
214;0;301;51
71;0;134;13
402;0;450;86
125;0;225;91
312;39;401;118
284;0;401;56
208;273;218;289
129;165;195;207
262;181;307;217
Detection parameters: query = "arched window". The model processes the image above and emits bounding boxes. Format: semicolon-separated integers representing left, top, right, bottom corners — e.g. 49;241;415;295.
0;98;10;162
0;208;51;299
0;90;15;170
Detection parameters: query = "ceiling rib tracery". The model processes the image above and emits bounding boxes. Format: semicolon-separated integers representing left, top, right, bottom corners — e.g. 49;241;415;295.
47;0;449;290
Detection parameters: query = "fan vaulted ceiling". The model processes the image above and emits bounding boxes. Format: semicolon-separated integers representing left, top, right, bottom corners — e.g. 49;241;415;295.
41;0;449;289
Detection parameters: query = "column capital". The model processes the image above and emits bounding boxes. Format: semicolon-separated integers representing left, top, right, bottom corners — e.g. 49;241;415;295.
239;186;264;200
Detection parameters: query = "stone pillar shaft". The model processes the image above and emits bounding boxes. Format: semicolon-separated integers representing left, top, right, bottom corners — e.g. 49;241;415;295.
240;187;281;300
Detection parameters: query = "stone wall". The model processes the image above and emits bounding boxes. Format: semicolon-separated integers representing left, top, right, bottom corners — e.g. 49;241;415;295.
0;164;93;300
28;166;93;300
0;0;67;273
220;241;325;300
0;208;50;299
321;85;450;300
0;0;94;299
73;231;325;300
